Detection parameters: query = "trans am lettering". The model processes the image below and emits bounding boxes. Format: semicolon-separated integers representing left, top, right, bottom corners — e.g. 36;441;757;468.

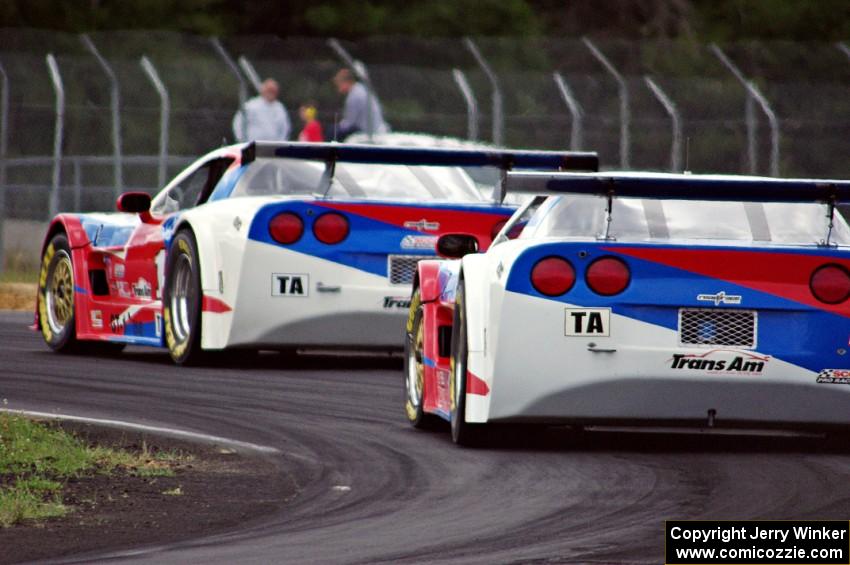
669;351;769;374
272;273;309;297
383;296;411;309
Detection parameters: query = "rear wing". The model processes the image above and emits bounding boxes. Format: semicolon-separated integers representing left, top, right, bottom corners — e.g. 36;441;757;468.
506;171;850;245
242;141;599;172
505;171;850;203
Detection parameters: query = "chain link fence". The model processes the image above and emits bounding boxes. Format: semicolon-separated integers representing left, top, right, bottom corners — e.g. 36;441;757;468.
1;29;849;271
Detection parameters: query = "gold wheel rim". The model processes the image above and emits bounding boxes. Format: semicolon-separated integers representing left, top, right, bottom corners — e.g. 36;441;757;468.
46;252;74;334
406;314;425;410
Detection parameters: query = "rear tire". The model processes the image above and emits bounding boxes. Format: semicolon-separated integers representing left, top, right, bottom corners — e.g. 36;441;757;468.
404;288;440;429
38;233;80;353
163;230;204;365
450;280;487;447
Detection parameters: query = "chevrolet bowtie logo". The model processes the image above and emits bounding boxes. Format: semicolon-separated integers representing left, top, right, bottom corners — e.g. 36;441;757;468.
696;291;742;306
403;219;440;232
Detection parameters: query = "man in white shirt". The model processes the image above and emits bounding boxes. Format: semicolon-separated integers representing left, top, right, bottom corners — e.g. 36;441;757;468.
232;79;291;142
333;69;389;140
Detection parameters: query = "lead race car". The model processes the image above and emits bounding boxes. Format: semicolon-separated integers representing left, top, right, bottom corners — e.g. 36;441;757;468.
406;171;850;445
35;142;598;364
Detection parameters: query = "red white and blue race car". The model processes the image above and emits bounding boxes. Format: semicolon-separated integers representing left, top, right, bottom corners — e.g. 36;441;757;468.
406;171;850;445
35;142;597;364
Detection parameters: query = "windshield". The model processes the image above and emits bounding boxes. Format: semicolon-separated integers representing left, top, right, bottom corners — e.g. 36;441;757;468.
230;158;488;202
522;195;850;245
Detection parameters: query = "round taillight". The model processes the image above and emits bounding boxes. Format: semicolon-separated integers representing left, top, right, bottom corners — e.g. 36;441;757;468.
313;212;349;244
810;264;850;304
269;212;304;244
586;257;630;296
531;257;575;296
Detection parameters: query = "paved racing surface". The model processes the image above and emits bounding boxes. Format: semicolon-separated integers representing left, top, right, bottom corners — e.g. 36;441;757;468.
4;311;850;564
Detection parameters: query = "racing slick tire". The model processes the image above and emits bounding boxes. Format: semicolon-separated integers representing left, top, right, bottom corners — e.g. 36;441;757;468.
163;230;205;365
404;288;441;430
450;279;487;447
38;233;81;353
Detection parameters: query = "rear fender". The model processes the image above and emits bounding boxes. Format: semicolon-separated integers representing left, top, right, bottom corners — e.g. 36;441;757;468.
458;253;493;423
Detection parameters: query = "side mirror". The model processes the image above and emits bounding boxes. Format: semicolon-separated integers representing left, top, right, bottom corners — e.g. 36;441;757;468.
116;192;151;214
437;234;479;259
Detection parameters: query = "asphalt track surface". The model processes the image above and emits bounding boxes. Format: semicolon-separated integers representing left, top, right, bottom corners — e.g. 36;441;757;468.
4;311;850;564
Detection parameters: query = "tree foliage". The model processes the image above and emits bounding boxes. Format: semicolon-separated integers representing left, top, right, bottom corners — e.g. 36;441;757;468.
0;0;847;41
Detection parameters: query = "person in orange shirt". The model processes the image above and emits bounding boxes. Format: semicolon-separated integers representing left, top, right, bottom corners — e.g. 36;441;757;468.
297;103;324;142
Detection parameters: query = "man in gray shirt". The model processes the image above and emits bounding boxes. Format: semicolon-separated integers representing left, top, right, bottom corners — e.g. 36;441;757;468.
333;69;389;140
232;79;291;142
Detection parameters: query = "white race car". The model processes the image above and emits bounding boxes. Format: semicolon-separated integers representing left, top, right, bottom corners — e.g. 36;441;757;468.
408;171;850;445
34;142;597;364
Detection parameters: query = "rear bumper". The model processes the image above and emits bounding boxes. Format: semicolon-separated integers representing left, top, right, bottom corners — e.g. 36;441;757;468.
483;292;850;428
488;377;850;430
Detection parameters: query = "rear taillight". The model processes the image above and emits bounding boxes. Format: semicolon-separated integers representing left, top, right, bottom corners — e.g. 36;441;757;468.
269;212;304;244
530;257;575;296
810;264;850;304
313;212;349;244
586;257;630;296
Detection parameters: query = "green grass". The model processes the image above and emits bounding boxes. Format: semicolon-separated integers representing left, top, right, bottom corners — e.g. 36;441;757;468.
0;270;38;284
0;413;185;527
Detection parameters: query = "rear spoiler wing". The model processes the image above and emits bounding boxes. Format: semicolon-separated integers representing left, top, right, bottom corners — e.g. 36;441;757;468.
242;141;599;172
242;141;598;201
506;171;850;246
506;171;850;203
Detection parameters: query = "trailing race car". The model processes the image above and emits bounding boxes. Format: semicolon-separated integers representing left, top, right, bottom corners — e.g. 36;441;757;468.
406;171;850;445
34;142;597;364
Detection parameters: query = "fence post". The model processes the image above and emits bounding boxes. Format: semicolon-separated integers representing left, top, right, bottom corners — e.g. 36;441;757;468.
644;76;683;172
140;56;170;188
327;38;382;141
210;37;248;143
711;44;780;177
464;38;503;146
583;37;630;169
237;56;262;92
81;34;123;199
552;72;584;151
46;54;65;219
0;59;8;273
452;68;478;141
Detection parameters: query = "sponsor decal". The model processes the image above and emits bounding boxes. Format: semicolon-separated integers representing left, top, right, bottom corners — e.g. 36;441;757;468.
133;278;152;299
110;313;122;332
400;235;438;250
564;308;610;336
816;369;850;385
668;349;770;374
272;273;309;297
113;263;125;279
115;281;133;298
155;313;162;338
403;219;440;232
697;291;742;306
90;310;103;329
384;296;411;309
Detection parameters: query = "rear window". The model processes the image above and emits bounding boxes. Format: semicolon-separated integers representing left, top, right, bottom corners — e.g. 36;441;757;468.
523;195;850;245
231;158;487;202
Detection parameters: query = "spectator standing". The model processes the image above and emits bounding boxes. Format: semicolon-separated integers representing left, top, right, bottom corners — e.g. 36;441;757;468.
332;68;389;140
297;103;324;142
232;79;291;142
